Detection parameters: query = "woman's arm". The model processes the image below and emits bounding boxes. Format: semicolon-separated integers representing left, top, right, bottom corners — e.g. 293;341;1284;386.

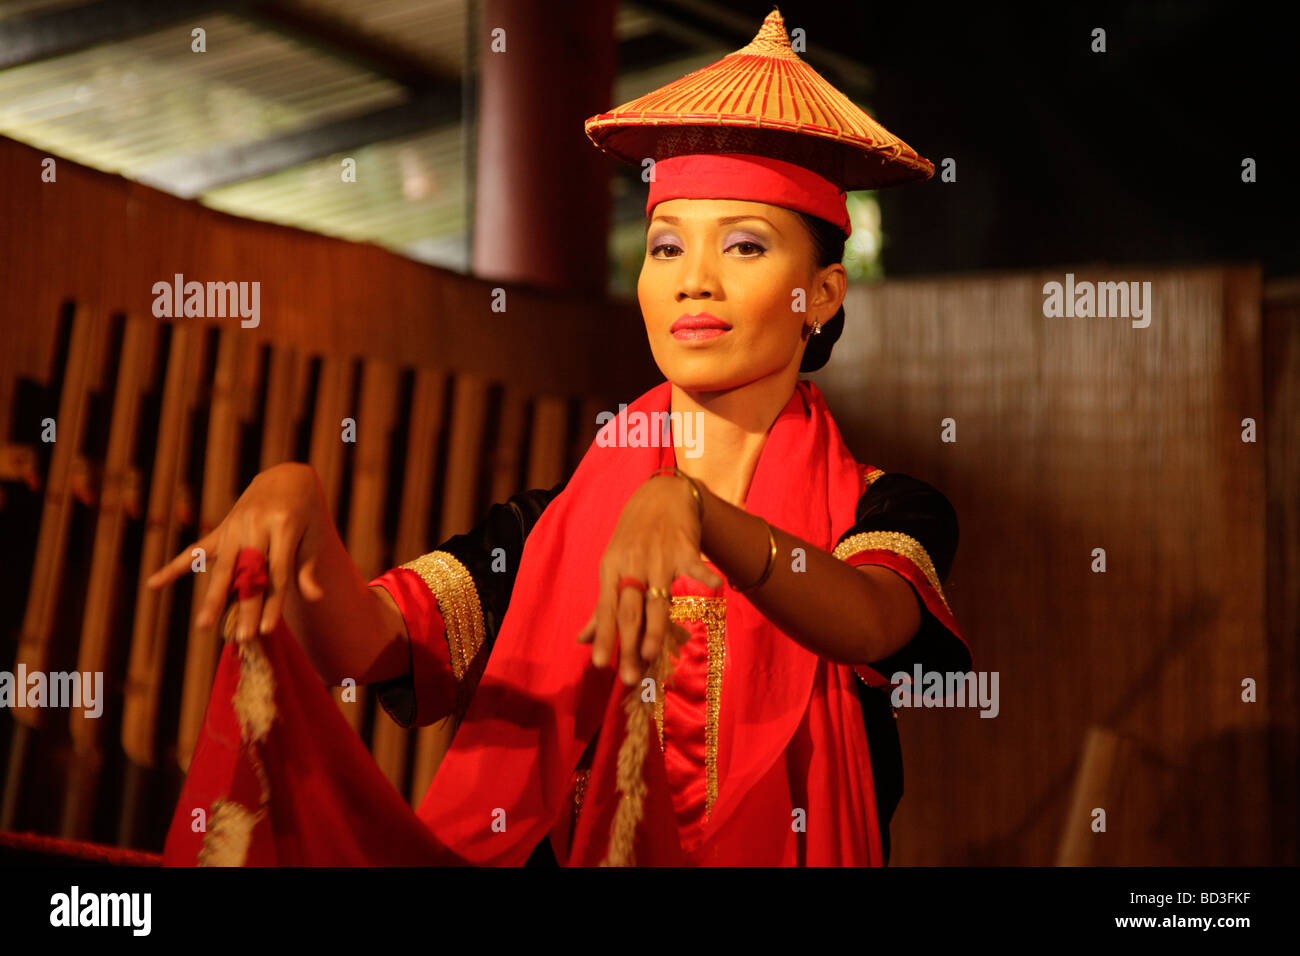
276;498;410;687
579;473;925;687
692;478;921;666
148;461;411;689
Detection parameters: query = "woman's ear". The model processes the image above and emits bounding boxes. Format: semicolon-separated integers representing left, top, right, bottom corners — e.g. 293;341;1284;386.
815;263;848;319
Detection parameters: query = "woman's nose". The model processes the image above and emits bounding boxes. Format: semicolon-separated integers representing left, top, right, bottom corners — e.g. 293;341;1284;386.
676;252;718;300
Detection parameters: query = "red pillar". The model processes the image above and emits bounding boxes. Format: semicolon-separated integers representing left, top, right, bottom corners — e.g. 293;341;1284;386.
472;0;616;293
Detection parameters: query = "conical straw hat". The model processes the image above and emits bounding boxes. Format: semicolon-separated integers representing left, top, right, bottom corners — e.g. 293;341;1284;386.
584;7;932;190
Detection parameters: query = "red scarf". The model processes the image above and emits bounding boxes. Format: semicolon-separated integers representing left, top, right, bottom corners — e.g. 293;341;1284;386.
165;379;883;865
415;379;878;864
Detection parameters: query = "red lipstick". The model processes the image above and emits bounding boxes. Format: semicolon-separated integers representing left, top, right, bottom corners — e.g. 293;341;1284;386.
670;312;732;341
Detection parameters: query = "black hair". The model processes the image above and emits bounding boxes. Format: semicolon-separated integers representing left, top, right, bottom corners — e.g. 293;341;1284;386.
794;210;846;374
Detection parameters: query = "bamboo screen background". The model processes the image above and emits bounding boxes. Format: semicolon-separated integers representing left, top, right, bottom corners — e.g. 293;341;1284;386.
814;268;1297;865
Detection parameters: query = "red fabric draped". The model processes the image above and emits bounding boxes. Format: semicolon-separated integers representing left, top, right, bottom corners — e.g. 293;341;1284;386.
163;588;460;865
165;379;886;866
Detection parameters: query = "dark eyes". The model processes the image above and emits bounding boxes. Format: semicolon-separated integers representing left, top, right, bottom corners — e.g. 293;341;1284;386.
649;240;766;259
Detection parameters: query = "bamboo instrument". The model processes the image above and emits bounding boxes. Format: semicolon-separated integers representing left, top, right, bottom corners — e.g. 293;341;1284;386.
121;323;209;768
13;304;104;728
61;315;158;838
369;368;446;796
175;328;259;772
410;372;487;805
341;358;399;745
307;355;369;732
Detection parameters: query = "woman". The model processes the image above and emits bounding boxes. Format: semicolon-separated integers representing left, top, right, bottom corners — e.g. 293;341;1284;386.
153;9;970;867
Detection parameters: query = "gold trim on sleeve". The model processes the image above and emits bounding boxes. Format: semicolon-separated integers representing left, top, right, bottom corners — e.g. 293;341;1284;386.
833;531;952;615
668;595;727;818
399;550;486;681
863;465;886;489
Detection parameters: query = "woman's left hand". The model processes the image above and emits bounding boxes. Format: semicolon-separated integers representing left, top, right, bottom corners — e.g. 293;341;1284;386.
577;474;723;684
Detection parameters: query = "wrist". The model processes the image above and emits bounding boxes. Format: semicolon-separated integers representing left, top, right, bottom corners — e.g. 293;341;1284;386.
731;514;778;593
646;466;705;527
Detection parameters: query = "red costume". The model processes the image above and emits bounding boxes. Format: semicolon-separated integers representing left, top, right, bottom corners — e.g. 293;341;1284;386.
163;9;970;867
164;381;969;865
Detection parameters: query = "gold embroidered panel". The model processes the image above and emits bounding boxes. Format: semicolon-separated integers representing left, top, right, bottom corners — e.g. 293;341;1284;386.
665;595;727;817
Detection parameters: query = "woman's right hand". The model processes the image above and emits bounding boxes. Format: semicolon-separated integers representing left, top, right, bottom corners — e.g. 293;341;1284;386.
145;461;328;643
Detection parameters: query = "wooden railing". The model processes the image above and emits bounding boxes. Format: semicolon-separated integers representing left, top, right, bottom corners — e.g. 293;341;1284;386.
0;135;658;850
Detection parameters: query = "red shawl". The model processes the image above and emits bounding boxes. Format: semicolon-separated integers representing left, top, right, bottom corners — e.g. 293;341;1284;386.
165;379;883;865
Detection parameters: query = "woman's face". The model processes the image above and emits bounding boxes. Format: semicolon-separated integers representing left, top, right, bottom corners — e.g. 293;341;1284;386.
638;197;843;392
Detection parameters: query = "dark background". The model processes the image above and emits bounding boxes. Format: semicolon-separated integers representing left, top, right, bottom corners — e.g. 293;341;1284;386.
676;0;1298;278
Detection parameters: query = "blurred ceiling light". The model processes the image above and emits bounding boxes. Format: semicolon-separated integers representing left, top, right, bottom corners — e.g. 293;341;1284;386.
399;144;435;200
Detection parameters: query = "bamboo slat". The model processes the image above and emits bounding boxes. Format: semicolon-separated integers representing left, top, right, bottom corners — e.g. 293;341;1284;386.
410;372;488;805
60;315;158;838
338;358;401;740
13;304;107;727
175;328;260;771
119;323;209;767
369;368;447;795
526;395;568;490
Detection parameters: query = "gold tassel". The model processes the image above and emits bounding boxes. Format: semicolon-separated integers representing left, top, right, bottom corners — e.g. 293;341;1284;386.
199;604;278;866
198;798;261;867
601;624;687;867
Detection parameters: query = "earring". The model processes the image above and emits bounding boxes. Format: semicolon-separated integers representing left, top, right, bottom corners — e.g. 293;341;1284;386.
809;320;822;336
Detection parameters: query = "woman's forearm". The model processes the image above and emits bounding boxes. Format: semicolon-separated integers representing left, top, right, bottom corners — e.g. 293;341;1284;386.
694;481;920;665
278;507;409;688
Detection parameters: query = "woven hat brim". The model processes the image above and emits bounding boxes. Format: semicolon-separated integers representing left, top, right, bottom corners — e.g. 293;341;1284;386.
585;120;933;192
583;11;936;193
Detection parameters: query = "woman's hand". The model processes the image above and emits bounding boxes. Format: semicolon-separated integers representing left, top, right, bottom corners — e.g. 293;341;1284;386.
576;474;723;685
145;461;329;643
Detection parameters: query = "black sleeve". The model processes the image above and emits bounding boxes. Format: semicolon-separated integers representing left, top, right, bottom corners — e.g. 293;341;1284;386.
440;479;569;654
834;471;972;866
370;478;568;728
835;472;970;677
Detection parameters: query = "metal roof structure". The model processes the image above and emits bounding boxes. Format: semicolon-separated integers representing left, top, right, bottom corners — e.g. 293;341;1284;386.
0;0;877;281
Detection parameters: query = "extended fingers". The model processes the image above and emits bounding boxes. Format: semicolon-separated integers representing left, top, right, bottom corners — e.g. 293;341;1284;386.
258;523;300;636
195;537;237;628
234;529;270;643
146;532;216;591
615;585;645;685
590;560;618;668
640;558;672;665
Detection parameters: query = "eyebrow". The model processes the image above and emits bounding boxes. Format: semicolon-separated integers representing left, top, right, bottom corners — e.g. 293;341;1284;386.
646;214;782;235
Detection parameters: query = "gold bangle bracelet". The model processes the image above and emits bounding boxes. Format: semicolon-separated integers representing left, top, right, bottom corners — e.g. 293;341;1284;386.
732;516;778;593
647;466;704;525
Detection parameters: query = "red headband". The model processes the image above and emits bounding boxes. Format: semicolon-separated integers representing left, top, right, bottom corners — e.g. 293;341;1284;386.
646;153;851;237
